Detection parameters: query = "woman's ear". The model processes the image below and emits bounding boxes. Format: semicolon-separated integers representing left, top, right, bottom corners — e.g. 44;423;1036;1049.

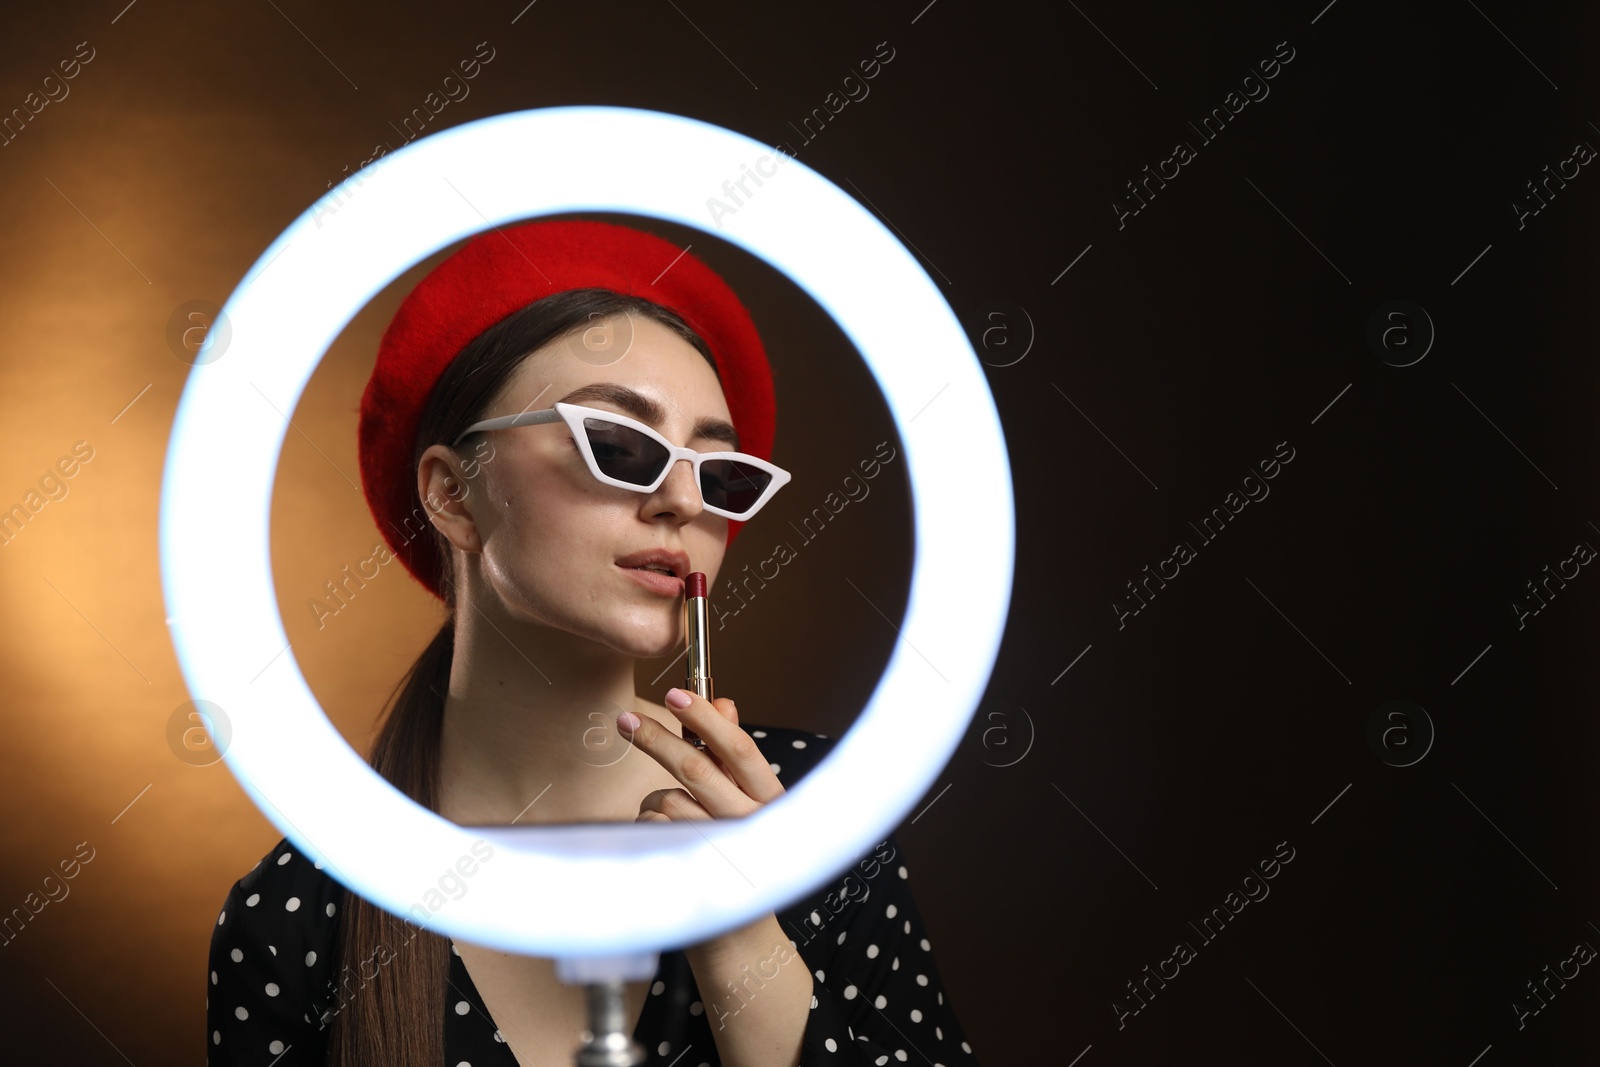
417;444;483;554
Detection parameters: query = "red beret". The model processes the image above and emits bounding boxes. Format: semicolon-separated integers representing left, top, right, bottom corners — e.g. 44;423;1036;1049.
357;218;777;602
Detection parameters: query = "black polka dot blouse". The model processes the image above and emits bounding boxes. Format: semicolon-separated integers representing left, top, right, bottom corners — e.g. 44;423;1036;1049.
207;724;981;1066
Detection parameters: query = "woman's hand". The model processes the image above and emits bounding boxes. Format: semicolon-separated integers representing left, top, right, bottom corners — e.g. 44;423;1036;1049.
616;690;809;1067
617;688;786;821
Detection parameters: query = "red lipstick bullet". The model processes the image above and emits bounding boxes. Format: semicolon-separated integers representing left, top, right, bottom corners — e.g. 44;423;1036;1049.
682;571;712;750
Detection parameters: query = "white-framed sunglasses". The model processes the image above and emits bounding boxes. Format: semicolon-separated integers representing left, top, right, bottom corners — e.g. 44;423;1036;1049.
450;401;792;520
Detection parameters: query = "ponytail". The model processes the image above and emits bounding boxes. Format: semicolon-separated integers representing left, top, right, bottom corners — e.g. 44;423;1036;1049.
324;617;455;1066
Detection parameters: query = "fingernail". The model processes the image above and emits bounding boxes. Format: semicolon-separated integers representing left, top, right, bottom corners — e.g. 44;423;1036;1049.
665;688;693;710
618;710;641;733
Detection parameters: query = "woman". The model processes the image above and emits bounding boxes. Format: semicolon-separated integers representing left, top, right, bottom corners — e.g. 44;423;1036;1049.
206;219;979;1067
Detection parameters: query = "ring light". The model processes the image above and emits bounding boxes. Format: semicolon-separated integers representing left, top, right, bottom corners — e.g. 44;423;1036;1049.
160;105;1015;957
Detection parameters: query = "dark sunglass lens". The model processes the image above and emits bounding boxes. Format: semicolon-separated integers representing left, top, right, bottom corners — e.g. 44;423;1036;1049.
583;419;668;485
700;459;772;515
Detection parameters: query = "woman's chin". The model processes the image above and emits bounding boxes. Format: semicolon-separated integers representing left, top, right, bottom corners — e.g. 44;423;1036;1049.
603;616;683;660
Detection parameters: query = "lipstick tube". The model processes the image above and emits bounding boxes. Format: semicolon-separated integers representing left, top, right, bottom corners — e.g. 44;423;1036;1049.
682;571;712;751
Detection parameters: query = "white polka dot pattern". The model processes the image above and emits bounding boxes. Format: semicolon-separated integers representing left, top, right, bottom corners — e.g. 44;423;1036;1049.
731;730;980;1065
206;839;343;1066
203;726;979;1065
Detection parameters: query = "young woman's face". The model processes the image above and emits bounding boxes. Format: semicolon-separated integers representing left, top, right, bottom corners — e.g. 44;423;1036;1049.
458;313;733;657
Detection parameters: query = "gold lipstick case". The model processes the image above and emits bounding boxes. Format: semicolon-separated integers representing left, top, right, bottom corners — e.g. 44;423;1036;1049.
683;582;712;750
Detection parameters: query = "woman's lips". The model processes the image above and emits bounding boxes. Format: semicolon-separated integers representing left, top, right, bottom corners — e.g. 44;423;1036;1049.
616;564;686;596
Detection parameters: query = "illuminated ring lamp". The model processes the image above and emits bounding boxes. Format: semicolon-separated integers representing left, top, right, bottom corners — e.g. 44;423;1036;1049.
160;105;1014;1058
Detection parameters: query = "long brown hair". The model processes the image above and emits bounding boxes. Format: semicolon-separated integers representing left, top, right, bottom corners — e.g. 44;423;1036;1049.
324;287;721;1066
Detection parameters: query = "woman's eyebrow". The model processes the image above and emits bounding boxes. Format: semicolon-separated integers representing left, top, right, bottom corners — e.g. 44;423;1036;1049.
556;382;740;450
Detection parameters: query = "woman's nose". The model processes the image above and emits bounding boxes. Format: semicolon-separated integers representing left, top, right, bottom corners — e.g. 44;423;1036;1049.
645;456;702;517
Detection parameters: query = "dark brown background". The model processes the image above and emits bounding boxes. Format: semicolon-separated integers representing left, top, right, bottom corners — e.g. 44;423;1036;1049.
0;0;1596;1063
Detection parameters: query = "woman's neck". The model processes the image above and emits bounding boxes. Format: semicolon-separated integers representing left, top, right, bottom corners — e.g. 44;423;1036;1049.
435;601;684;828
